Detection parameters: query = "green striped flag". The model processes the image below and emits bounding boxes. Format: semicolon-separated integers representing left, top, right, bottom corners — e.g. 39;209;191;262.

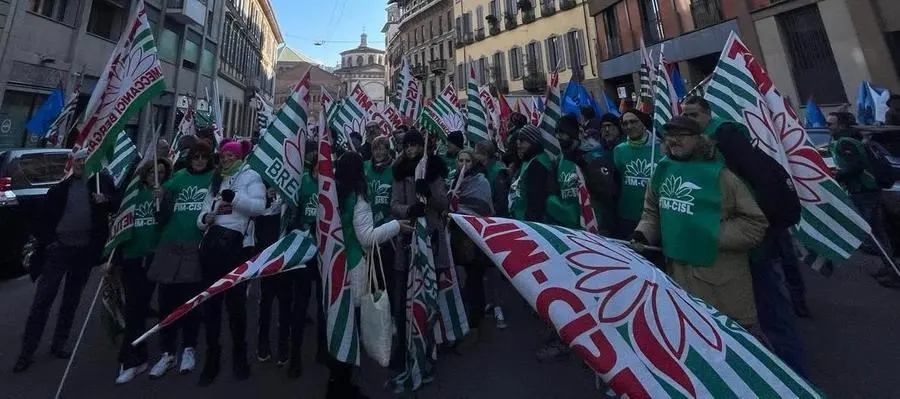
103;177;140;256
247;67;310;207
418;84;463;141
537;71;562;159
637;38;655;114
316;119;359;365
465;63;490;145
451;214;823;398
77;0;165;178
434;227;469;344
389;132;438;393
703;32;870;267
105;131;137;187
651;51;681;135
325;84;374;152
133;230;316;346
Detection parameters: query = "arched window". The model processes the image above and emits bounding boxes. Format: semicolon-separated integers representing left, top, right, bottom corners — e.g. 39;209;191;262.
368;55;374;64
356;55;363;65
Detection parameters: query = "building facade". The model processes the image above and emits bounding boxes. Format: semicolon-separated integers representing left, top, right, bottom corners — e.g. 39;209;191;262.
385;0;455;101
334;33;387;107
275;45;341;124
216;0;282;138
453;0;601;99
589;0;900;112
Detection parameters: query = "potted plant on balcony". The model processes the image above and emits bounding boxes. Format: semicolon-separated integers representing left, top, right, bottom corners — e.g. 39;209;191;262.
540;0;556;17
519;0;536;23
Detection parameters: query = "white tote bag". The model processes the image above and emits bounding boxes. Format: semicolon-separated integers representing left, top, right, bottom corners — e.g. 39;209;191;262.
360;243;393;367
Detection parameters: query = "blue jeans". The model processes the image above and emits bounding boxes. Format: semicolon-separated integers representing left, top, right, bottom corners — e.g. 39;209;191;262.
751;229;809;378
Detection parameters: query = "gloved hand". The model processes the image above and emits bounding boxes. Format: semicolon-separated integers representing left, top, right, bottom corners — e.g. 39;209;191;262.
415;179;430;198
408;202;427;218
627;231;650;253
221;189;235;203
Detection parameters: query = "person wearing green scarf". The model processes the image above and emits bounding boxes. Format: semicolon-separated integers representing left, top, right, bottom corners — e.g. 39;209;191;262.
631;116;768;332
365;136;395;227
613;109;660;238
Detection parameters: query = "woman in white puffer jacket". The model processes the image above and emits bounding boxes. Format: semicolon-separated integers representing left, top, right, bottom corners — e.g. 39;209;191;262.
195;141;266;385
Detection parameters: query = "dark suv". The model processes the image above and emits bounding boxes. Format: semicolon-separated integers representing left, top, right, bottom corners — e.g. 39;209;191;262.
0;148;70;278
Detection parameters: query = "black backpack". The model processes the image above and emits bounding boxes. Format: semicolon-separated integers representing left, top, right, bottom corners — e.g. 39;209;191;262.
863;140;896;189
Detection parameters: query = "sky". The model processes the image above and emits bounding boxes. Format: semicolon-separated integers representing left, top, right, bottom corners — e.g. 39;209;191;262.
270;0;388;67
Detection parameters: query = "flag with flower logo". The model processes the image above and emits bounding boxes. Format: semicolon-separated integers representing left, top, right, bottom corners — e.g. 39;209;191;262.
451;214;823;398
247;67;310;207
703;32;870;266
75;0;165;178
315;119;360;365
388;132;439;393
396;58;422;121
103;177;140;256
132;230;316;345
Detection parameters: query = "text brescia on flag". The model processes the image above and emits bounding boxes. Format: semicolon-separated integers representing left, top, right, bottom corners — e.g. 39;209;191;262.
451;215;823;398
132;230;316;346
247;67;311;207
316;120;360;365
77;0;165;178
703;32;871;268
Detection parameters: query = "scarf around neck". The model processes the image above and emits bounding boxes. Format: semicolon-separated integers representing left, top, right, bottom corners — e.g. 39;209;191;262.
222;160;244;177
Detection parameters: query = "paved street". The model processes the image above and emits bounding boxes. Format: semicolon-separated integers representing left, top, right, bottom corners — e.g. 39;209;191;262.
0;254;898;399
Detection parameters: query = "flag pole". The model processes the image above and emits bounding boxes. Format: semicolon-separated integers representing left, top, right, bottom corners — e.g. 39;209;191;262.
54;274;106;399
870;232;900;278
649;43;665;169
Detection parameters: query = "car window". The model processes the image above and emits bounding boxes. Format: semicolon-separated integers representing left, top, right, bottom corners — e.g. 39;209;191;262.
12;153;69;185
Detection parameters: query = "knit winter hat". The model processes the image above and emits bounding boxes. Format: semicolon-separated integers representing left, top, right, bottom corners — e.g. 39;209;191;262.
402;129;425;147
557;114;581;139
447;131;465;149
518;124;542;144
221;141;244;158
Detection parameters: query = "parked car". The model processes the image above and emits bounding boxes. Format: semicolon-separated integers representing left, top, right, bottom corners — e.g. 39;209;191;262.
0;148;70;278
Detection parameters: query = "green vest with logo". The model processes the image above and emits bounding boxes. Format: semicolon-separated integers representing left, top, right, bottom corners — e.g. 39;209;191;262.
546;158;583;228
364;161;394;227
510;152;551;221
614;140;661;222
122;185;161;259
160;169;213;244
443;154;458;189
297;172;319;231
651;158;724;267
339;194;364;274
829;137;878;191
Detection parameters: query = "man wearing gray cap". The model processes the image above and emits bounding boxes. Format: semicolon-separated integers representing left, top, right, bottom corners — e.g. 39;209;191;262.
631;116;768;335
13;148;117;373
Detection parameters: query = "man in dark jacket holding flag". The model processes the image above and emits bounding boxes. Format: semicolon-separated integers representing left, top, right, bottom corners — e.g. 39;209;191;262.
13;148;118;373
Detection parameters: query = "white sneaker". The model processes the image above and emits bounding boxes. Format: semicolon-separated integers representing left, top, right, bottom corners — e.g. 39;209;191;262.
149;353;176;379
494;306;508;329
115;363;148;385
179;347;196;374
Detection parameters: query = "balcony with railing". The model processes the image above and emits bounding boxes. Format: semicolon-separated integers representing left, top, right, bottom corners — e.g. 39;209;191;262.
559;0;577;10
540;0;556;17
412;64;429;79
167;0;207;25
475;27;485;41
522;9;536;23
504;12;518;30
523;70;547;93
690;0;723;30
430;59;447;75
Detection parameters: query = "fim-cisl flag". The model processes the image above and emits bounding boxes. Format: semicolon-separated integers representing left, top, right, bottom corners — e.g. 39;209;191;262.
103;177;140;256
388;131;438;393
316;119;359;365
247;66;311;207
76;0;165;178
104;131;138;187
537;72;562;159
703;32;871;271
396;58;422;122
132;230;316;346
451;215;823;398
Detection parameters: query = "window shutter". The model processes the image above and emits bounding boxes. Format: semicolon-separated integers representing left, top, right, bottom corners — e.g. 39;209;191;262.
517;48;525;78
578;29;587;66
544;38;552;72
535;42;543;74
500;52;507;82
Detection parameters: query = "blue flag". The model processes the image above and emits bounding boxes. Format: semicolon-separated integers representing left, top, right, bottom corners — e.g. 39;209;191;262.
601;91;621;117
805;97;826;128
561;81;602;118
670;66;687;100
25;88;65;137
856;81;890;125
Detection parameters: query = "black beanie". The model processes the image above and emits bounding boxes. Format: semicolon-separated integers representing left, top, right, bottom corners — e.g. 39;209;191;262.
447;131;465;149
557;114;581;139
402;129;425;147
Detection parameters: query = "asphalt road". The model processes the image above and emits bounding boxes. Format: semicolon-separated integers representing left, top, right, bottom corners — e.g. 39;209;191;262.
0;253;898;399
